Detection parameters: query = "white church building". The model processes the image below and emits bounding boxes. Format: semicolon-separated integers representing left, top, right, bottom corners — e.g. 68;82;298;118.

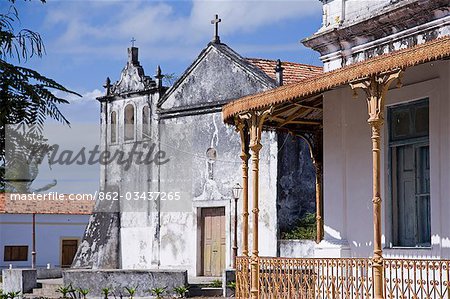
72;20;321;279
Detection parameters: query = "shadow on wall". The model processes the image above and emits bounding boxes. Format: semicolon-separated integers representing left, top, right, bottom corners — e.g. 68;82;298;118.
277;132;316;238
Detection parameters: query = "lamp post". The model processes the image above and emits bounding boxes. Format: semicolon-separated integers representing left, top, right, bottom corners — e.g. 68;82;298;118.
232;183;242;269
32;213;36;269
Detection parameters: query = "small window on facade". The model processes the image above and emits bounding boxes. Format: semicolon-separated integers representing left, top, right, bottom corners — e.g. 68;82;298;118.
124;104;135;141
389;99;430;247
111;111;117;143
206;148;217;180
4;246;28;261
142;106;150;139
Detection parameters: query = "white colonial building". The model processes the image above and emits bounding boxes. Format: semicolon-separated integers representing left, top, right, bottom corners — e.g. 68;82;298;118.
223;0;450;298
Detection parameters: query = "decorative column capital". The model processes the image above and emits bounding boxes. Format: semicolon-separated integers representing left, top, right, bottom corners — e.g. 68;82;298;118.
247;107;273;150
350;69;403;123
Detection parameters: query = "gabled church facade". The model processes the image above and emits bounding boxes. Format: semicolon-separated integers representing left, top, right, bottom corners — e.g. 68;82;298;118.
73;30;322;278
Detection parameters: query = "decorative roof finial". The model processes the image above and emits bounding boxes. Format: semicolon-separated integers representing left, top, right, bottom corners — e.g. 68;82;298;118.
103;77;111;95
211;14;221;43
155;65;164;90
130;37;136;48
275;59;284;86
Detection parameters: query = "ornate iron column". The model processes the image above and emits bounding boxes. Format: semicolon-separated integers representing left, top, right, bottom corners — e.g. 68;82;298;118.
247;108;272;299
350;70;402;299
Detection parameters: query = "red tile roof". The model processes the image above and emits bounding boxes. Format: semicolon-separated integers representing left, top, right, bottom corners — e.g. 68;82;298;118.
0;193;95;215
246;58;323;85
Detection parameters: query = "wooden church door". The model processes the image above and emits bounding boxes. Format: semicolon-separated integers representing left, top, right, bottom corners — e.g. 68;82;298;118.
61;239;79;268
201;207;226;276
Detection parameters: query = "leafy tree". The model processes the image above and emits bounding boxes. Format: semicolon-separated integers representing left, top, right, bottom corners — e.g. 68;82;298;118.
162;72;178;86
281;212;317;240
0;1;80;192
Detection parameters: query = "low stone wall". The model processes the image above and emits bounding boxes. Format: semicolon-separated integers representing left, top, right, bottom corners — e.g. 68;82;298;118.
63;269;187;298
279;239;315;257
37;268;63;279
1;269;37;294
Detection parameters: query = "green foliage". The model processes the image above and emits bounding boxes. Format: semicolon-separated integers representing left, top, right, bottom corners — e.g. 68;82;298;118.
227;281;236;290
56;285;73;299
0;0;79;192
281;212;317;240
162;73;178;86
148;287;166;299
123;286;137;299
77;288;89;299
209;279;222;288
6;291;21;299
172;285;188;298
101;287;111;299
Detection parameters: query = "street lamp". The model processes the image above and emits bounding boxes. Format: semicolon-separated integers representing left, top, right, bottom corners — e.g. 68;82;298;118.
232;183;242;269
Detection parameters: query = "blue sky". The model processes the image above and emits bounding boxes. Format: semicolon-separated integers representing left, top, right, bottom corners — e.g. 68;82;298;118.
9;0;323;123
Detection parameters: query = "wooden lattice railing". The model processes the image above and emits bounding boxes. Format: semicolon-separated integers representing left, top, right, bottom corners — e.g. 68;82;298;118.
236;256;251;298
235;257;450;299
236;256;373;299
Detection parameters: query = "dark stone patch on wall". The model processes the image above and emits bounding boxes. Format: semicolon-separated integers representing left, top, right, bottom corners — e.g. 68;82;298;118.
276;132;316;235
72;194;120;269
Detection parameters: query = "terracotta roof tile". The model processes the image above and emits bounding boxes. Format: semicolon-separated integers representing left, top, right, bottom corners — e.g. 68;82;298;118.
0;193;95;215
246;58;323;85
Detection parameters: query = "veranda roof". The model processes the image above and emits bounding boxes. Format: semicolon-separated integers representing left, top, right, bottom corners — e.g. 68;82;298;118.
222;36;450;132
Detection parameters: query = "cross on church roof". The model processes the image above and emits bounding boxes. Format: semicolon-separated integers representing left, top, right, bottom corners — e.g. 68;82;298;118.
211;14;221;43
130;37;136;47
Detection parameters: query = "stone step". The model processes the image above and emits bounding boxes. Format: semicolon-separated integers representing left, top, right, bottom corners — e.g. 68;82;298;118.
25;282;62;299
188;284;223;297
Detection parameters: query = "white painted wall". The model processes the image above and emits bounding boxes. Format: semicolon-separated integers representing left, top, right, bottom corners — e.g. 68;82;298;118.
320;0;392;30
319;60;450;258
0;214;89;269
311;0;450;72
157;112;278;276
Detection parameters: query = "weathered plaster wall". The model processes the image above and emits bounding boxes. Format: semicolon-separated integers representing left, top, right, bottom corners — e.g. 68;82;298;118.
277;132;316;235
74;92;161;269
307;0;450;71
158;45;279;274
321;0;392;30
279;240;315;258
107;94;158;269
160;44;274;110
320;60;450;258
156;42;282;276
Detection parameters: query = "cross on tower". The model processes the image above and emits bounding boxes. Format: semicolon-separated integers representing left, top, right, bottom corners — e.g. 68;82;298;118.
211;14;221;43
130;37;136;47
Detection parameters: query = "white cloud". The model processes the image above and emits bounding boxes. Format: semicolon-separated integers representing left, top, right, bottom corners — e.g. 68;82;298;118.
189;0;320;35
80;89;103;102
56;89;102;123
42;0;321;61
55;88;103;103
